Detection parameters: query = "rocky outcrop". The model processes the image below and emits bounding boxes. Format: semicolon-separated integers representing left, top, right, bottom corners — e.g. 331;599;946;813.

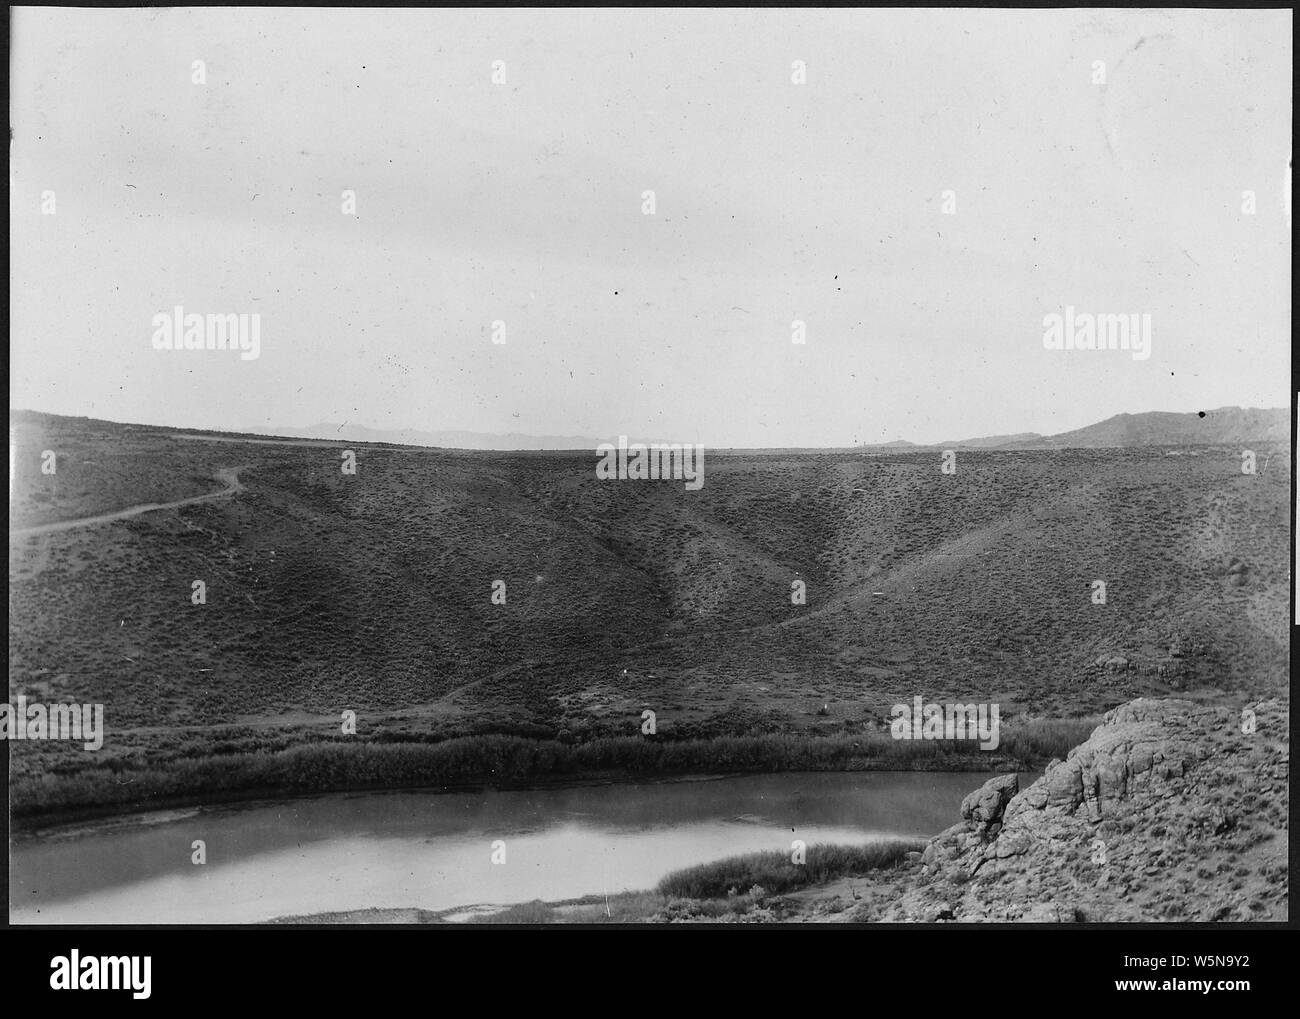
880;697;1289;922
960;772;1018;832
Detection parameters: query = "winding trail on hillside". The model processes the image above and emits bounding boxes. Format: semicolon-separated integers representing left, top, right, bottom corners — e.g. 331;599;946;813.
10;467;249;539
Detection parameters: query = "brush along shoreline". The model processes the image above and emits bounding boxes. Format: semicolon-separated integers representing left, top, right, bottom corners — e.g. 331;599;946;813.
9;719;1093;833
267;697;1288;924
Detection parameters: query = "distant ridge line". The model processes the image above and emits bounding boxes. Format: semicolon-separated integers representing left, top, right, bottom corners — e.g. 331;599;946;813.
9;406;1288;452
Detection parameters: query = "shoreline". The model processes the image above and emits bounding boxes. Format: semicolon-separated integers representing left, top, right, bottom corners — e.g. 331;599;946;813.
16;697;1284;924
10;756;1034;839
263;840;933;926
10;721;1098;834
10;721;1099;834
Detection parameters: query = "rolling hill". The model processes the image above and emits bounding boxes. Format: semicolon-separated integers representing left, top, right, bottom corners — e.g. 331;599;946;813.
7;408;1291;816
927;407;1287;451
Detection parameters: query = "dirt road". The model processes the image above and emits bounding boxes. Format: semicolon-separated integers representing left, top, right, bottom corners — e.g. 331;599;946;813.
9;467;247;539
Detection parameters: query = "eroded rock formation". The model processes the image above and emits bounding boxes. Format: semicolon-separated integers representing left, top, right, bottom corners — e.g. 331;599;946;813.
884;697;1289;922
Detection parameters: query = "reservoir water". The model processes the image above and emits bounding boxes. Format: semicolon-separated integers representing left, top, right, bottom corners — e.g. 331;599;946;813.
10;770;1024;923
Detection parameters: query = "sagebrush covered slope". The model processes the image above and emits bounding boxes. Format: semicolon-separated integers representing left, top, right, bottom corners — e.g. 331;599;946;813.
9;412;1290;749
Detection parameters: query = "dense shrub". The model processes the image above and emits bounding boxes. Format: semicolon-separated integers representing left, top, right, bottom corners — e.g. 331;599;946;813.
656;840;922;899
10;720;1092;821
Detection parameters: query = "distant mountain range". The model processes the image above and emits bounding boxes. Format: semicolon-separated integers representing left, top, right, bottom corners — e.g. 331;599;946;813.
933;432;1042;449
236;408;1289;452
11;406;1288;452
923;407;1288;451
243;422;610;450
239;406;1288;451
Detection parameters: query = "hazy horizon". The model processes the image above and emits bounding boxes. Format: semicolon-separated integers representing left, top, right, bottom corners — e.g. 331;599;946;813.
10;8;1292;446
10;400;1288;453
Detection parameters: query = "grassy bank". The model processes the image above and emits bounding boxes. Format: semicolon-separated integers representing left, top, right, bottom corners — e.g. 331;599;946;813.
460;839;923;924
656;839;922;898
11;718;1098;826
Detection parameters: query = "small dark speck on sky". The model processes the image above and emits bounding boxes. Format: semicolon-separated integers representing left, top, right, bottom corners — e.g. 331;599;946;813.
1198;411;1206;418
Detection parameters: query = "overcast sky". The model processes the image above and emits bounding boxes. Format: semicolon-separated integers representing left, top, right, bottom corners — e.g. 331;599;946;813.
10;8;1292;446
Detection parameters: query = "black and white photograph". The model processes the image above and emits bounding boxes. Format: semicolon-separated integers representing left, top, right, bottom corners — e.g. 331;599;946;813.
5;4;1292;960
